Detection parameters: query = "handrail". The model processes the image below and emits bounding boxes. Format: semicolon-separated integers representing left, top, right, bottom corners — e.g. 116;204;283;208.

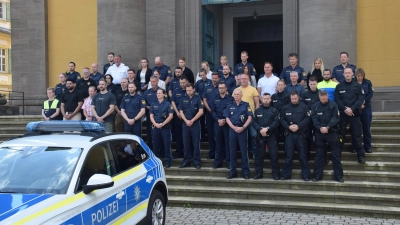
0;90;25;115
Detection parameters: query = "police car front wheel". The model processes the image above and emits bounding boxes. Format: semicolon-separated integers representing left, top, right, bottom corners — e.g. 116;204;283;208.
142;189;166;225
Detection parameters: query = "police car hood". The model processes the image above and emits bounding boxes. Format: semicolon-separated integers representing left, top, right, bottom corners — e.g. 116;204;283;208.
0;193;55;222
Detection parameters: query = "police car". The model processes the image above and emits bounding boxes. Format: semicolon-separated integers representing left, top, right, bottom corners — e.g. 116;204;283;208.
0;121;168;225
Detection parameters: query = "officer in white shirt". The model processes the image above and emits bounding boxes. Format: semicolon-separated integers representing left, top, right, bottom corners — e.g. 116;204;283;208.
105;55;129;85
257;62;280;96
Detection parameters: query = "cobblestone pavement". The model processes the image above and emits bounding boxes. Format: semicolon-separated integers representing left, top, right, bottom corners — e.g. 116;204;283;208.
166;207;400;225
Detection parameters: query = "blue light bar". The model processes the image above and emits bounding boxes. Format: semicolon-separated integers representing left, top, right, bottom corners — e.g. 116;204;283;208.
26;121;105;132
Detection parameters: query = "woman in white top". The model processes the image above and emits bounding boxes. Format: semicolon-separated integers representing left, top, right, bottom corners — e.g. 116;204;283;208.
136;57;153;92
195;61;212;82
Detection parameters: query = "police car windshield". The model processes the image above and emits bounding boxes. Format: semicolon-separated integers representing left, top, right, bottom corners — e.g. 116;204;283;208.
0;146;82;194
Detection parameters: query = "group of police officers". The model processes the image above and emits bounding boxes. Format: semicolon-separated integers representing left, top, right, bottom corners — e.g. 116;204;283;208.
43;51;371;184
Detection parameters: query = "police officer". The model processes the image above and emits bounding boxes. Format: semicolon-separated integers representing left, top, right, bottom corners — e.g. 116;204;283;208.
42;87;60;120
332;52;357;83
153;56;173;86
224;89;253;179
272;80;290;144
142;76;161;149
284;71;305;98
252;93;280;180
311;89;344;183
66;62;81;82
171;76;188;158
216;55;233;78
55;73;67;100
202;72;220;159
120;83;146;137
178;83;204;169
220;65;237;95
150;89;174;168
280;53;306;86
280;90;311;181
114;78;129;132
210;81;234;169
335;68;365;163
195;69;212;143
302;76;320;160
168;67;183;97
234;51;256;84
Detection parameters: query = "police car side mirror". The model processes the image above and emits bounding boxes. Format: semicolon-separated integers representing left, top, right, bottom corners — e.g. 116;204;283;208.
83;174;114;194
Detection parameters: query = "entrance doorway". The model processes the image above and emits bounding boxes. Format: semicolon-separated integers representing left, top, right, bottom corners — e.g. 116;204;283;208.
235;15;283;79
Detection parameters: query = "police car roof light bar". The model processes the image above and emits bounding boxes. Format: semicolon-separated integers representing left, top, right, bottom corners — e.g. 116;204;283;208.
26;121;105;132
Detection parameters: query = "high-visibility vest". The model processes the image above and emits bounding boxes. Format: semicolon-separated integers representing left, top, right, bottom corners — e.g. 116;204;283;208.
43;99;59;118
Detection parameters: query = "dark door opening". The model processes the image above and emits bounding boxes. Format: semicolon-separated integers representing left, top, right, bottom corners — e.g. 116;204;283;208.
235;15;283;81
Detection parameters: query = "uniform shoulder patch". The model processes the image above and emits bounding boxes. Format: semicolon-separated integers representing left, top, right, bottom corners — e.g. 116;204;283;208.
141;100;146;104
248;107;251;112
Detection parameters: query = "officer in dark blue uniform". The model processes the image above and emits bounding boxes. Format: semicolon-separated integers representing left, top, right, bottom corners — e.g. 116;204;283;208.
195;69;212;142
210;81;233;169
252;93;280;180
171;77;188;158
301;76;320;160
142;76;161;149
311;89;344;182
224;89;253;179
280;53;306;86
234;51;256;84
178;83;204;169
280;90;311;181
66;62;81;82
55;73;67;100
332;52;357;83
150;89;174;168
283;71;305;97
168;67;183;97
202;72;220;159
153;56;173;85
220;65;237;95
335;68;365;163
120;83;146;137
272;80;290;144
356;68;374;153
216;55;233;78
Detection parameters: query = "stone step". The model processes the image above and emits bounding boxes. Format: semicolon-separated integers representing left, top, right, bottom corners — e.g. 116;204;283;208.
0;115;42;122
167;196;400;219
168;185;400;207
0;127;27;134
165;167;400;182
370;127;400;135
168;158;400;172
166;176;400;195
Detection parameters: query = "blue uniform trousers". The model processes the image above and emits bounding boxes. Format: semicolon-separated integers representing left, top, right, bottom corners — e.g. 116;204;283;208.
173;114;184;157
124;121;142;137
282;133;311;179
152;127;172;165
339;115;365;157
229;128;250;176
206;111;216;158
313;132;343;179
182;120;201;165
361;107;372;150
213;122;230;166
145;110;153;149
256;134;280;175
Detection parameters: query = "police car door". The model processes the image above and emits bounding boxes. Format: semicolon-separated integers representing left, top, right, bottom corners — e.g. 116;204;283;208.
69;141;127;225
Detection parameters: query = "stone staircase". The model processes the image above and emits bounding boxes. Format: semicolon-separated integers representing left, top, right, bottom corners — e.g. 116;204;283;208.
1;113;400;218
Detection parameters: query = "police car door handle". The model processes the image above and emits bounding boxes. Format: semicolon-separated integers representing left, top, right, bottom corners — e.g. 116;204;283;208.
116;190;125;200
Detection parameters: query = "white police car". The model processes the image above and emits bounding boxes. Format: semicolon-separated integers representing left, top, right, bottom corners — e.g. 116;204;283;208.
0;121;168;225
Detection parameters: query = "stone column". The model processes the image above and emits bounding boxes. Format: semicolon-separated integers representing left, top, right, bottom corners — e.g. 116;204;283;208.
11;0;48;114
282;0;299;64
175;0;202;72
145;0;176;69
98;0;146;70
299;0;357;71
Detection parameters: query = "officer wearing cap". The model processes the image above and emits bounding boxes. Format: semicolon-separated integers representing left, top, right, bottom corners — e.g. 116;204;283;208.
178;83;204;169
311;89;344;183
335;67;365;164
170;76;188;158
280;53;306;86
120;83;146;137
210;81;234;169
280;90;311;181
224;89;253;180
332;52;357;83
142;76;161;149
150;89;174;168
252;93;280;180
301;76;320;160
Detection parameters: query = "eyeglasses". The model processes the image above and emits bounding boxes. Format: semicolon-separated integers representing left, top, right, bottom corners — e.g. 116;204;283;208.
83;71;89;74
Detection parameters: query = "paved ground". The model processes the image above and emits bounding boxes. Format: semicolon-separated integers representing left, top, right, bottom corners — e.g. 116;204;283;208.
166;207;400;225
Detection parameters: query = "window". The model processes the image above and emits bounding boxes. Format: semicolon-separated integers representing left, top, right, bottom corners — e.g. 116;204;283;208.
109;139;148;174
0;49;5;72
0;3;3;20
